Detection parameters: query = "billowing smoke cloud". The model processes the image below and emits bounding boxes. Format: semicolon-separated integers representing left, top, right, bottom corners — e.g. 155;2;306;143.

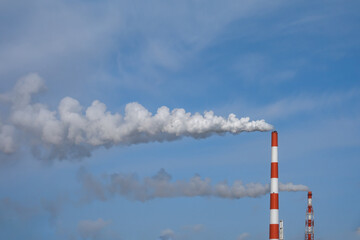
0;73;273;160
78;168;309;202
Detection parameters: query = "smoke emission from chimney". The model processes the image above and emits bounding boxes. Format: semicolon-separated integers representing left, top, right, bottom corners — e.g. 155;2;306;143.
0;73;273;160
78;168;309;202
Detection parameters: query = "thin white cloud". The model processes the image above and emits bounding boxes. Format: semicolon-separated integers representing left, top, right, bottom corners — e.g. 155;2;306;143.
260;91;360;120
233;53;297;84
0;0;284;92
218;89;360;122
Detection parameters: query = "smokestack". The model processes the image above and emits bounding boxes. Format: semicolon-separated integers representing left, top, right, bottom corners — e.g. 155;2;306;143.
279;220;284;240
270;131;279;240
305;191;314;240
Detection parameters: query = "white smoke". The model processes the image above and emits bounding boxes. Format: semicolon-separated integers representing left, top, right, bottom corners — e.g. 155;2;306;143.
78;168;309;202
278;182;310;192
0;73;273;160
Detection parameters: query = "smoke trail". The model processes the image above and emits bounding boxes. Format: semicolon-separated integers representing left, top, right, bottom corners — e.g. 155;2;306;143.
0;73;273;160
78;168;309;202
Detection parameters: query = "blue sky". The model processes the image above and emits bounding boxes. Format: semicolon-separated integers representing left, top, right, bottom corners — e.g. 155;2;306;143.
0;0;359;240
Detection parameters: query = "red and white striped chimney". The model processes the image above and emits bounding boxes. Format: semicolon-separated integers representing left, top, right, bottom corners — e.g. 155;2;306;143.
270;131;279;240
305;191;314;240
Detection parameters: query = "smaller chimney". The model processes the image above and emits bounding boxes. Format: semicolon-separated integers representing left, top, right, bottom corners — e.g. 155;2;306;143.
305;191;314;240
279;220;284;240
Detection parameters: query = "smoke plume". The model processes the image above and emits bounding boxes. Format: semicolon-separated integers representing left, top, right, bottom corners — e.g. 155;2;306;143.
78;168;309;202
0;73;273;160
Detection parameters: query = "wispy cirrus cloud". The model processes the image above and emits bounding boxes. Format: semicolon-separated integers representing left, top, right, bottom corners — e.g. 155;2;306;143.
233;53;297;84
218;89;360;122
0;0;293;99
